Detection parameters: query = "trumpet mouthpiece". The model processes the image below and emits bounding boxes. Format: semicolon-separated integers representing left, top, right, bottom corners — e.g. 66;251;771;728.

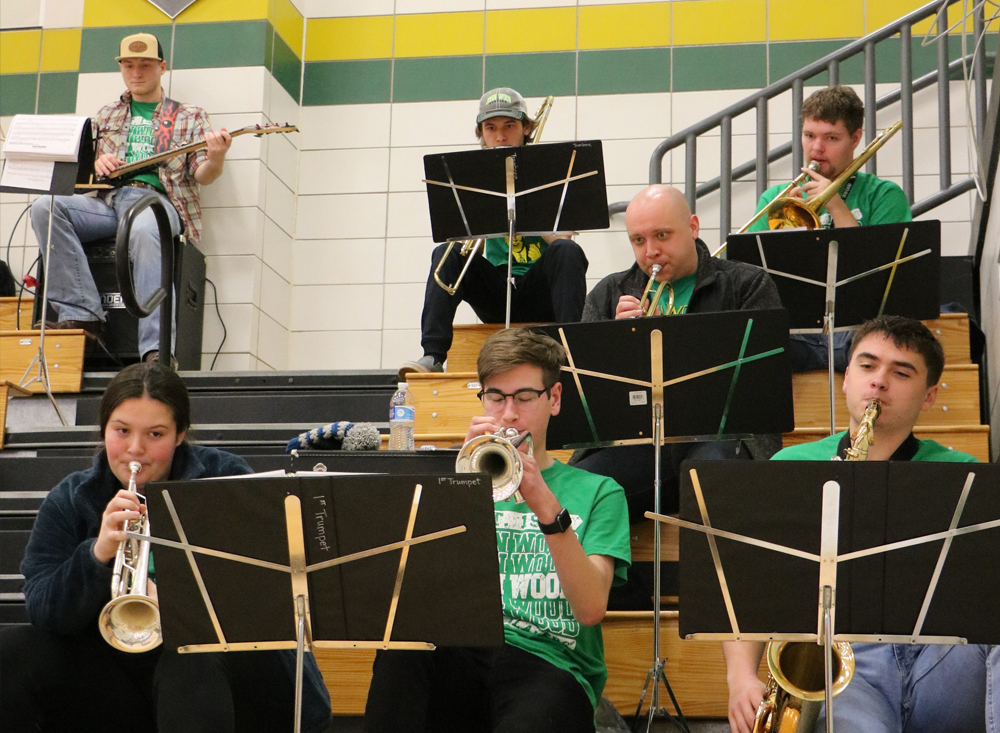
650;264;661;276
129;461;142;474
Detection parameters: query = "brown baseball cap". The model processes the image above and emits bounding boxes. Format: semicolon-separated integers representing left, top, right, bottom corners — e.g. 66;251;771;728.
115;33;164;62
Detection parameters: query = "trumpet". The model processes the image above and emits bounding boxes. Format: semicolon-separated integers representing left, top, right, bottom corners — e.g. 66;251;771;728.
636;264;674;317
432;96;555;295
98;461;162;653
751;400;878;732
455;427;533;503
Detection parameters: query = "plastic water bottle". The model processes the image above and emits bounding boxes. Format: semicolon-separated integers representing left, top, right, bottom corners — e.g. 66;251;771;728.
388;382;415;451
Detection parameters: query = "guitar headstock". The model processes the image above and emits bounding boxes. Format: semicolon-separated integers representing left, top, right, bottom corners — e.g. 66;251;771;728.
251;123;298;137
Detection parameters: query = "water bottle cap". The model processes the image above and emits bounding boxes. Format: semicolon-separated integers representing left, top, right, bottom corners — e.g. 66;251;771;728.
398;382;407;390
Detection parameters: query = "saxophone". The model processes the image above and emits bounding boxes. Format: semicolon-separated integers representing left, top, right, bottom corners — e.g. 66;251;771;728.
750;400;879;732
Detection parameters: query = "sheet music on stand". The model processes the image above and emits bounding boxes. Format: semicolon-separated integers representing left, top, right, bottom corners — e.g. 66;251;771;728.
0;115;97;425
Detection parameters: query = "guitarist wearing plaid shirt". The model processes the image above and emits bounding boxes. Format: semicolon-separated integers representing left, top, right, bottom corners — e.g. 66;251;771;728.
29;32;231;365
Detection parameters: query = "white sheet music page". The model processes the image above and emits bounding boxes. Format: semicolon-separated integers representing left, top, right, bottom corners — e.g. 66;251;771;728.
2;115;89;161
0;159;56;191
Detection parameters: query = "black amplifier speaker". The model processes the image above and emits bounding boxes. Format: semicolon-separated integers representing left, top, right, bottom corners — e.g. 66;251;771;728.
34;236;206;370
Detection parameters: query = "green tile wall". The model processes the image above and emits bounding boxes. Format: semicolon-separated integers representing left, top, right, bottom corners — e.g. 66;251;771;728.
484;52;576;98
673;44;768;92
0;74;37;116
172;21;268;69
37;72;79;114
578;48;671;95
393;57;484;103
303;60;391;106
271;29;301;103
770;41;865;85
80;25;172;73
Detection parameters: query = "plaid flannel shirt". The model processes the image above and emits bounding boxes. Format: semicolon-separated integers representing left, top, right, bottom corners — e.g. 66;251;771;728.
92;89;211;243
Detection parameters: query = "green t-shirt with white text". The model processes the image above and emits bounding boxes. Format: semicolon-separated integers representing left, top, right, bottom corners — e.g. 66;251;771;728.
124;100;165;192
654;272;696;316
771;431;977;462
495;460;631;706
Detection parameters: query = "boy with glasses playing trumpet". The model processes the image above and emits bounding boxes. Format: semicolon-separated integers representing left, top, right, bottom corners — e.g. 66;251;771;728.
398;88;589;380
366;328;631;733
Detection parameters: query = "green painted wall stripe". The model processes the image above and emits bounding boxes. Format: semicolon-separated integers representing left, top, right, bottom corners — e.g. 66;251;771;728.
264;23;274;73
485;52;576;98
303;60;391;106
80;25;172;73
0;73;37;116
579;48;671;95
272;28;301;103
393;56;484;103
769;41;865;85
37;72;78;114
673;44;767;92
172;21;268;70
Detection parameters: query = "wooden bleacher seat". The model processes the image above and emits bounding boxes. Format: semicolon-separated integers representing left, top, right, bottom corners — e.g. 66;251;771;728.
792;364;980;427
0;329;86;393
0;296;34;331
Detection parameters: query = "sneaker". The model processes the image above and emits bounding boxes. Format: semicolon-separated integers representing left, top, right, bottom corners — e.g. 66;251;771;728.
398;355;444;381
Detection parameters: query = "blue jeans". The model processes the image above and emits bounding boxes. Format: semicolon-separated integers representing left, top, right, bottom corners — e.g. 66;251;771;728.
31;186;180;358
816;642;988;733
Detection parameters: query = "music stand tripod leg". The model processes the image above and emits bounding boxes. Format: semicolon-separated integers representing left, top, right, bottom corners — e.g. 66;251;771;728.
822;586;835;733
633;403;690;733
504;156;516;330
294;594;306;733
824;241;839;437
18;193;67;426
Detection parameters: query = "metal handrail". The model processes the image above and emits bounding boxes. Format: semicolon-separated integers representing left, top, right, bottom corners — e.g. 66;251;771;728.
610;0;989;238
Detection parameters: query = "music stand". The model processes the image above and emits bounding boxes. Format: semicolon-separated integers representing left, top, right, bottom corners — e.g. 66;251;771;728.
423;141;609;327
0;116;95;425
536;310;796;733
726;222;940;434
138;472;504;732
655;460;1000;733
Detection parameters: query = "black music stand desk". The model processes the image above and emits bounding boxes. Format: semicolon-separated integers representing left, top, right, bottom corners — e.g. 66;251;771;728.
140;472;503;732
654;460;1000;731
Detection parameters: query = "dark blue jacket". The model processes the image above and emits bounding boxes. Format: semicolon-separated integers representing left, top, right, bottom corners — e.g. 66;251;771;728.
22;443;331;731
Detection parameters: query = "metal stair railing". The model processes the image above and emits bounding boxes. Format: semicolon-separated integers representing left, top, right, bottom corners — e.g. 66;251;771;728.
610;0;990;236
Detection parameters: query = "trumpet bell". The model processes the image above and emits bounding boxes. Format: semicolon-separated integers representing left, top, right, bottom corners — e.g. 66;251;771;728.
99;594;162;653
455;429;530;503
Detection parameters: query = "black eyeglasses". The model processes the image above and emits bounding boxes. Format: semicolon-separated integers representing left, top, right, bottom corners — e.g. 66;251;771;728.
477;386;552;409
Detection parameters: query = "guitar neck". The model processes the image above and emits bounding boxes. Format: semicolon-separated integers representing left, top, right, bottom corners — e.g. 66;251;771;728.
106;127;257;180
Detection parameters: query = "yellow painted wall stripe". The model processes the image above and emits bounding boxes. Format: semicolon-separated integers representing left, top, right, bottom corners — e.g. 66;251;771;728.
41;28;81;72
306;16;393;62
176;0;268;23
395;12;483;58
0;30;41;75
672;0;765;46
269;0;303;58
579;3;670;50
83;0;169;28
771;0;864;41
486;8;575;54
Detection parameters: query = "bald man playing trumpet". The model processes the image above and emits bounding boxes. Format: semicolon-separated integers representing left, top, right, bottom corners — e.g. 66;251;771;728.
575;185;783;526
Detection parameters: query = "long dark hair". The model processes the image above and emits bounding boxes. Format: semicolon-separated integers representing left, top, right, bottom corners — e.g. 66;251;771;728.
98;362;191;437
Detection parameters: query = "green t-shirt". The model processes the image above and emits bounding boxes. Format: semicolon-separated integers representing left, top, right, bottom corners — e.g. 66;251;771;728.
772;431;977;462
124;100;165;192
484;234;547;277
495;460;631;706
747;171;911;232
653;272;696;316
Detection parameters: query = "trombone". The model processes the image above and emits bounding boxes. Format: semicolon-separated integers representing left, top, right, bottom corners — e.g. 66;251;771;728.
713;121;902;256
432;96;555;295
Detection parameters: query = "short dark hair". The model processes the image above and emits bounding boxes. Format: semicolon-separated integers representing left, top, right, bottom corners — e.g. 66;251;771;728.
477;328;565;388
801;85;864;135
849;315;945;386
99;362;192;437
474;116;537;145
